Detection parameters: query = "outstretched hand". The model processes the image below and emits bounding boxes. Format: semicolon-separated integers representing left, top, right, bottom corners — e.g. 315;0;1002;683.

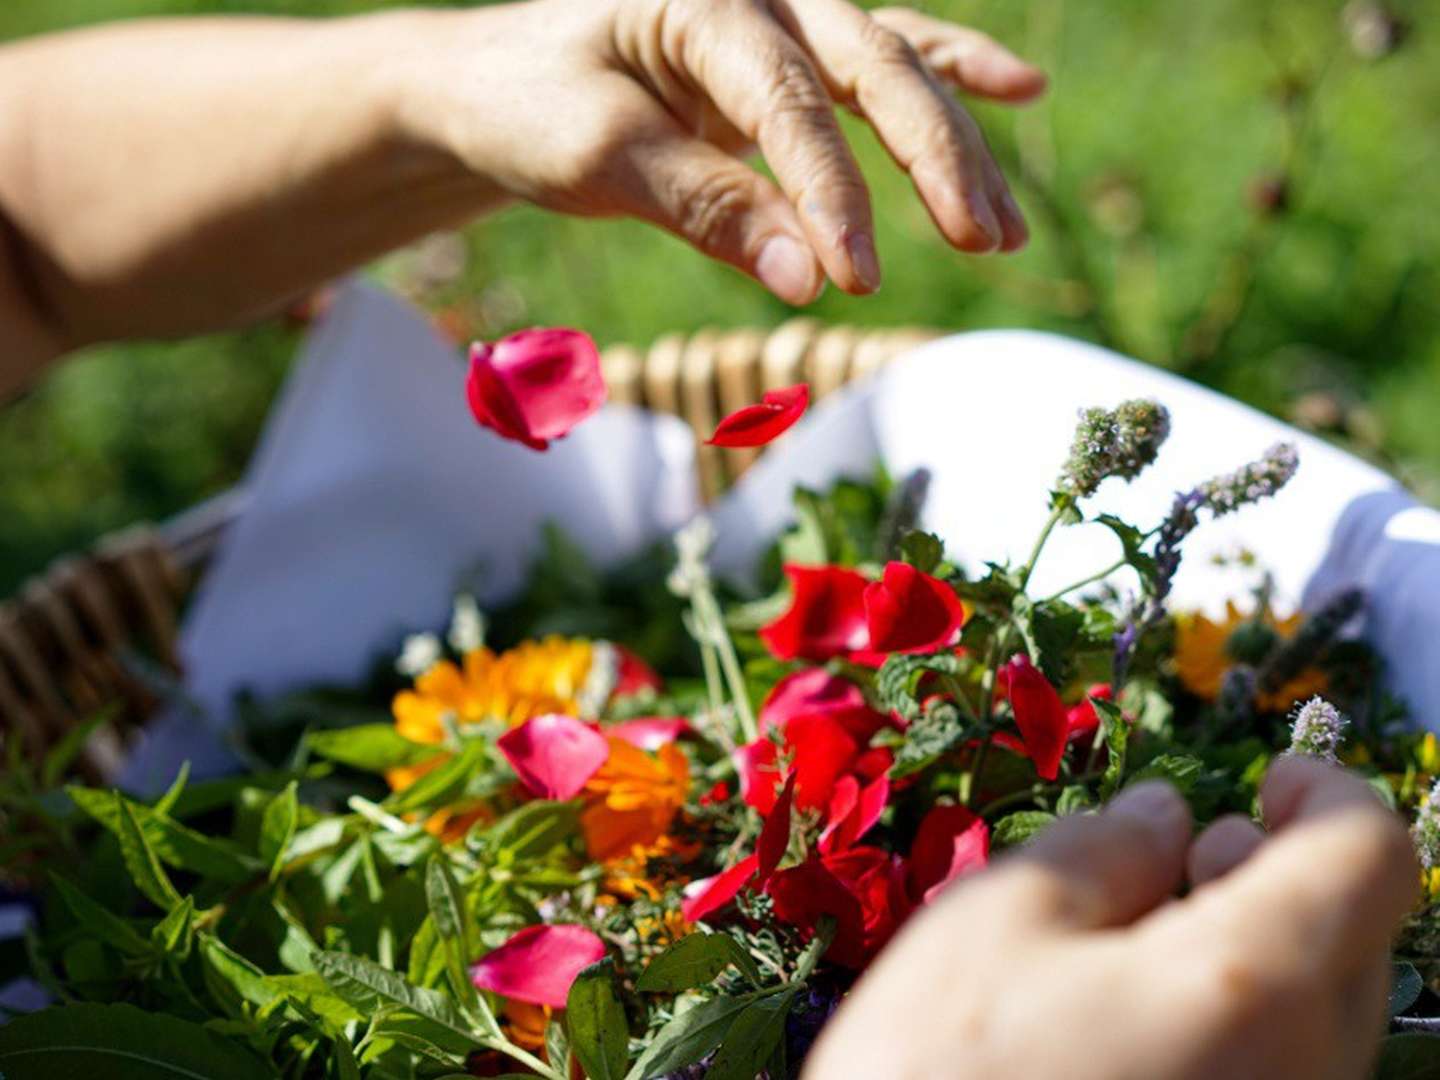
409;0;1046;304
804;757;1418;1080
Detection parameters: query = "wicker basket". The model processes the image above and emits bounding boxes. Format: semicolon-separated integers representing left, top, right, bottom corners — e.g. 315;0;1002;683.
0;318;941;779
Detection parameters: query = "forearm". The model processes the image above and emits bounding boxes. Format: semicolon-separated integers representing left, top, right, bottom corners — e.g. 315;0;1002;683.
0;10;502;393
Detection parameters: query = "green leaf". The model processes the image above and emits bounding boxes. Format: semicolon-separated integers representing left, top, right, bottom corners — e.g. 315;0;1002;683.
1390;962;1425;1018
887;700;971;781
335;1036;363;1080
153;761;191;817
201;934;284;1011
629;993;757;1080
307;724;443;772
1013;599;1086;686
265;973;366;1031
1375;1034;1440;1080
259;780;299;881
114;792;183;910
1094;697;1129;801
875;652;965;721
68;785;259;883
425;856;497;1034
0;1002;272;1079
899;530;944;574
49;873;152;957
637;933;763;993
151;895;196;958
705;988;799;1080
567;957;630;1080
483;799;581;860
386;740;486;815
1127;754;1205;795
1094;514;1159;587
313;950;480;1048
991;811;1057;849
546;1017;572;1076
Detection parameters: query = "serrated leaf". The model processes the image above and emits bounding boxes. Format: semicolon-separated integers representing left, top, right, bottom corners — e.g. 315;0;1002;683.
899;530;944;574
705;988;799;1080
260;780;299;881
875;652;966;721
68;785;259;883
629;993;757;1080
1094;697;1129;800
888;700;971;781
265;973;366;1031
201;934;284;1011
637;933;760;993
426;856;497;1035
0;1002;271;1079
1014;599;1086;686
313;950;480;1048
1127;754;1204;795
991;811;1056;848
1390;962;1425;1018
307;724;444;772
151;895;196;958
115;792;183;910
567;957;629;1080
49;873;151;957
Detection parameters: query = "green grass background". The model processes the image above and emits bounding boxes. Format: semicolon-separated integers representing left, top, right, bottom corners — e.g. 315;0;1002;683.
2;0;1437;593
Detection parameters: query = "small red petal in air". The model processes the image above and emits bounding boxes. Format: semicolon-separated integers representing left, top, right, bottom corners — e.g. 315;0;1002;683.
469;924;606;1008
706;384;810;447
497;714;610;800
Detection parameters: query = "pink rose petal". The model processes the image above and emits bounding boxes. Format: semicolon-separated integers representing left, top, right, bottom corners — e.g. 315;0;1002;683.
498;714;610;800
470;924;606;1008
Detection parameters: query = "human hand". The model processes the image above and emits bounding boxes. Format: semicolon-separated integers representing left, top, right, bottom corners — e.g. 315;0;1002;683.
803;758;1418;1080
401;0;1046;305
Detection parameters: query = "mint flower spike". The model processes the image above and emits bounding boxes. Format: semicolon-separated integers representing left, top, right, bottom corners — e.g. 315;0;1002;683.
1057;399;1172;499
1284;696;1348;764
1200;442;1299;517
1412;778;1440;872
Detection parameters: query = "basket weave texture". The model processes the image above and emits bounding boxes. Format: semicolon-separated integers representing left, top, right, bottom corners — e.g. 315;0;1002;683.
0;318;939;777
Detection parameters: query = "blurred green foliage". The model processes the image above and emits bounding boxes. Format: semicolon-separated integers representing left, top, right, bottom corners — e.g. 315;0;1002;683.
1;0;1437;594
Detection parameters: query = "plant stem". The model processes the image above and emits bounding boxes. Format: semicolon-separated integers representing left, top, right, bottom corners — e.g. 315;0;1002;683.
695;588;758;743
1019;499;1072;590
481;1037;564;1080
963;738;991;809
1042;557;1129;603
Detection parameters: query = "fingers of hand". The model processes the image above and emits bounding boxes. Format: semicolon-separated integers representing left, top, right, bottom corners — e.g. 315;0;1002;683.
617;131;823;304
1197;758;1418;974
1187;814;1265;888
998;781;1193;931
776;0;1022;253
869;7;1048;103
680;1;878;293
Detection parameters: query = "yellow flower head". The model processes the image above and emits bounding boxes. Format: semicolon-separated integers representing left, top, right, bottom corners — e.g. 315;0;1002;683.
1174;600;1327;713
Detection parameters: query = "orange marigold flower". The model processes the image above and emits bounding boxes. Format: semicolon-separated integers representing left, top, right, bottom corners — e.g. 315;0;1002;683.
1174;601;1327;713
581;739;690;863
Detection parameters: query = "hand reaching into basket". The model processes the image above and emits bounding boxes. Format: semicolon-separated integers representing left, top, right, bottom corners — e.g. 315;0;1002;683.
0;1;1044;394
805;757;1419;1080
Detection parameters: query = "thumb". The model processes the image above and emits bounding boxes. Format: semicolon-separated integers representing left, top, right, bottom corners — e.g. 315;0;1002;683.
1005;781;1193;930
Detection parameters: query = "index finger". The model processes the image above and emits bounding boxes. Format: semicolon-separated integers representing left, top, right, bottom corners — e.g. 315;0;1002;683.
1188;757;1418;974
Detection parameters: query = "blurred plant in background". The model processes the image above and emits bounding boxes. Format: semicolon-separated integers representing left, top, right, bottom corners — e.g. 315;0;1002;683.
1;0;1436;594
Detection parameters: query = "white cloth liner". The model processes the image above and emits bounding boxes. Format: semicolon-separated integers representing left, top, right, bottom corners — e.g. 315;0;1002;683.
121;282;1440;789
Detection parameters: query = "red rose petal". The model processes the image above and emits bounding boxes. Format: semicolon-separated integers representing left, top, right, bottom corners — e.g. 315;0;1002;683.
706;384;810;447
863;562;967;655
466;328;607;451
759;564;871;663
470;924;606;1008
907;804;990;904
766;858;869;969
681;854;760;923
759;668;886;742
996;655;1070;781
756;774;796;887
497;714;610;800
820;772;890;854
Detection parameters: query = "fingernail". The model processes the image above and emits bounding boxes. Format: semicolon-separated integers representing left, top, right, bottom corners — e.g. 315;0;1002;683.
968;191;1003;250
756;235;818;304
844;229;882;293
1106;781;1190;840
